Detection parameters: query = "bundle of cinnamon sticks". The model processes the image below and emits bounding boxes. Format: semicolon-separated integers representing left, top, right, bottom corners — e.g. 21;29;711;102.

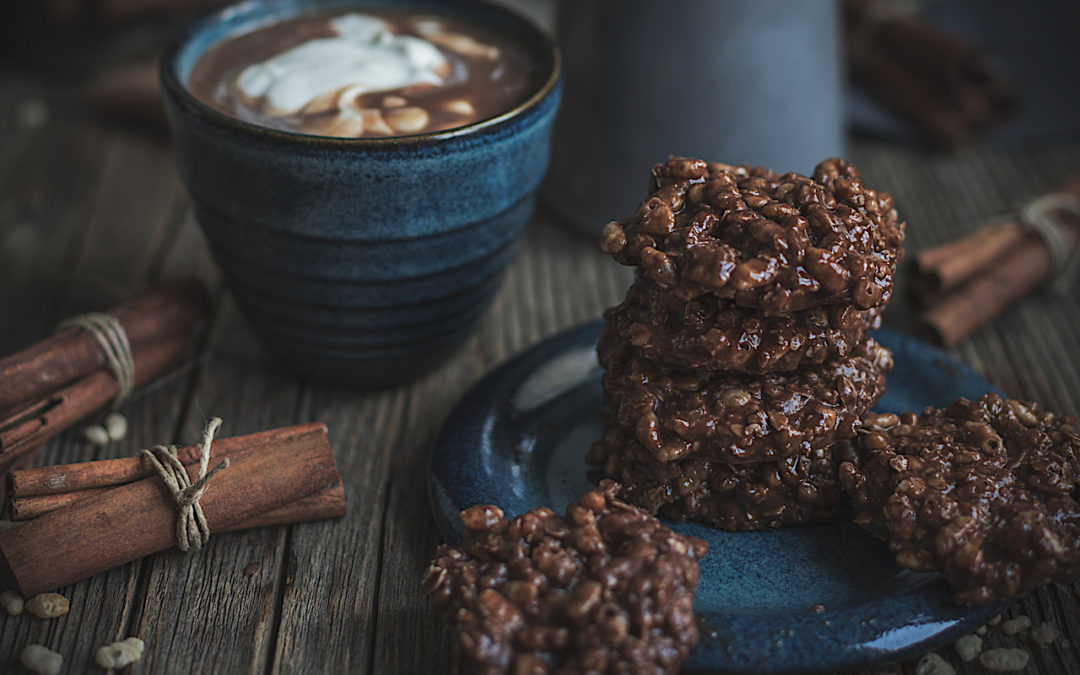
0;279;211;477
843;0;1016;149
1;422;345;596
909;178;1080;346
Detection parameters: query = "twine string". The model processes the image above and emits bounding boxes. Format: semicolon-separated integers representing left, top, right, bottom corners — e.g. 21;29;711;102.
140;417;229;552
57;312;135;406
1019;192;1080;294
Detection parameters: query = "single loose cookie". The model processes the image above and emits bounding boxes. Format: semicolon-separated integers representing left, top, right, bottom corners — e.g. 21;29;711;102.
422;481;707;675
599;157;906;315
588;426;849;531
598;328;892;464
839;394;1080;604
606;277;882;373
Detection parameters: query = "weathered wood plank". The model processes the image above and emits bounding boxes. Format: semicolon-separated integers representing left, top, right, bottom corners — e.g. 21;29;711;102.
0;124;199;673
127;296;303;675
269;383;409;674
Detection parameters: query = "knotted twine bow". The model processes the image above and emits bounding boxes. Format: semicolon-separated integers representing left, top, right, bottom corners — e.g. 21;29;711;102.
57;312;135;407
1019;192;1080;294
141;417;230;552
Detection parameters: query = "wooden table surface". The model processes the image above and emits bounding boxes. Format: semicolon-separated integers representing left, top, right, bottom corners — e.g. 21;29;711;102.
1;69;1078;674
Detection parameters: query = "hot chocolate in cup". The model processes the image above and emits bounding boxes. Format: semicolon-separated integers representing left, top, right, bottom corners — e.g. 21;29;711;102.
186;9;541;138
161;0;561;387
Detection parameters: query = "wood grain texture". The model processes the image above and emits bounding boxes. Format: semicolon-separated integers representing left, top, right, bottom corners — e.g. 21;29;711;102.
0;72;1078;675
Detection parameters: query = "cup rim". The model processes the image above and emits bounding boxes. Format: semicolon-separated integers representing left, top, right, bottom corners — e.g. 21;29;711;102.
159;0;561;147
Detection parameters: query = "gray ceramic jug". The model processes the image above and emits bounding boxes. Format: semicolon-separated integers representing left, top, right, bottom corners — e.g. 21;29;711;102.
543;0;844;236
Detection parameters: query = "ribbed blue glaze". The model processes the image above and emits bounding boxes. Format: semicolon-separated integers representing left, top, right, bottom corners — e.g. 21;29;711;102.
161;0;561;386
224;266;509;331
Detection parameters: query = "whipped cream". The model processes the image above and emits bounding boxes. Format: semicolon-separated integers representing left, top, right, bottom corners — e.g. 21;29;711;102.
235;13;449;116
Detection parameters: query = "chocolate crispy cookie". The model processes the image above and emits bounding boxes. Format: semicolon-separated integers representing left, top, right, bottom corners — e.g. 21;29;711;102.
600;157;906;315
598;327;892;464
839;395;1080;605
607;277;882;373
423;481;708;675
588;426;848;531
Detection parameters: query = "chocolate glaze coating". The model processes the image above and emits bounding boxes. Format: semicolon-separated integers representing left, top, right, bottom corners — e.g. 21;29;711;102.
598;328;893;465
599;157;906;316
839;394;1080;605
588;425;849;531
422;481;708;674
606;276;882;373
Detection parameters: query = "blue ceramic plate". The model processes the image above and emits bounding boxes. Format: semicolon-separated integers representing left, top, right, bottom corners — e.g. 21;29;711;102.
429;321;1007;673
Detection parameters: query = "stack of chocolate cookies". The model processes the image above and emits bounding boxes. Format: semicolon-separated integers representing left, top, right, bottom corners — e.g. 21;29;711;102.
589;157;906;531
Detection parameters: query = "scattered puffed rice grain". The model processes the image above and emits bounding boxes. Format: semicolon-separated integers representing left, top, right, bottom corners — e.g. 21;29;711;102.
976;625;988;635
1001;615;1031;635
382;95;407;108
104;412;128;441
84;424;109;445
915;652;956;675
26;592;69;619
1;590;24;616
954;634;982;662
1032;623;1060;645
20;645;62;675
980;648;1030;671
96;637;145;669
988;614;1002;626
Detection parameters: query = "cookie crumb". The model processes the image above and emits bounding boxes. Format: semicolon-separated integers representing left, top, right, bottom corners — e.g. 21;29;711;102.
26;592;69;619
105;412;128;441
96;637;145;669
84;424;109;446
979;648;1029;671
1001;615;1031;635
954;634;982;662
20;645;62;675
0;590;24;616
915;652;956;675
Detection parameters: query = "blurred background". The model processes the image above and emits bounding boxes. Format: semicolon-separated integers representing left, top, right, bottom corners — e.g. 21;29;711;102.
2;0;1078;224
4;0;1080;229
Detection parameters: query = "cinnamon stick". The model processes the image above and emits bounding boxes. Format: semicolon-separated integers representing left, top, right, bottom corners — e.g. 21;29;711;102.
9;488;99;520
0;425;340;597
7;422;324;497
93;60;168;134
0;446;41;502
917;226;1079;347
0;333;194;464
909;225;1028;299
0;279;210;412
9;483;346;528
843;0;1016;148
215;483;346;533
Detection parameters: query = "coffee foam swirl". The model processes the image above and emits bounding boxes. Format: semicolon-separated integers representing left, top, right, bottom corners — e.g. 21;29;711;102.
235;13;450;117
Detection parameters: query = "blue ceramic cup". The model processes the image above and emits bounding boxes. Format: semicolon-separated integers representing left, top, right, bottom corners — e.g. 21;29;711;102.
161;0;561;387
